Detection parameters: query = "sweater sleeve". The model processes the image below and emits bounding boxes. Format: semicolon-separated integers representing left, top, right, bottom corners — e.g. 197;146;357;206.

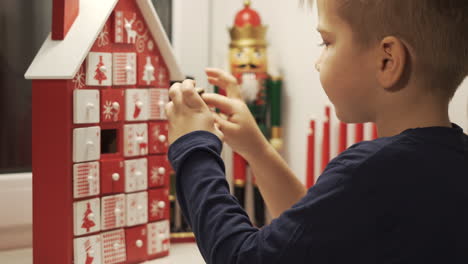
168;131;308;264
168;131;375;264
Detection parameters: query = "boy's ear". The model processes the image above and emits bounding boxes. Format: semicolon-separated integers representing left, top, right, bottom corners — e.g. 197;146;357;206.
376;36;407;91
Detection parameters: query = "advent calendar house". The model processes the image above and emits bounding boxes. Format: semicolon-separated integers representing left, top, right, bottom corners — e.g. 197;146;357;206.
25;0;184;263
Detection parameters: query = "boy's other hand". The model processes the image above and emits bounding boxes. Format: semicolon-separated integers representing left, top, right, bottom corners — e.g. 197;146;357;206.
201;93;268;160
165;79;223;144
205;68;242;100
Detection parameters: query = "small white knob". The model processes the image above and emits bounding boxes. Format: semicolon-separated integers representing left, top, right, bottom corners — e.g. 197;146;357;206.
125;23;132;30
146;65;155;72
158;234;165;239
136;136;144;143
112;173;120;181
114;207;121;214
158;100;165;106
88;249;95;256
99;66;107;72
135;170;142;177
113;243;120;250
158;135;166;143
125;65;133;72
136;239;143;248
158;201;166;208
112;102;120;110
158;167;166;175
88;213;95;220
86;140;94;147
135;101;143;108
137;205;143;210
86;102;95;109
87;175;94;181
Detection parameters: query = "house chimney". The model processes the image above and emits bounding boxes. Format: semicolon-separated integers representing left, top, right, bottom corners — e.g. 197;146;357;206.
52;0;80;40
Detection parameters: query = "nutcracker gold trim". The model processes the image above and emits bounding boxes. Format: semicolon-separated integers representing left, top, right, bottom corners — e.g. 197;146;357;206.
229;25;268;48
271;126;282;139
170;232;195;239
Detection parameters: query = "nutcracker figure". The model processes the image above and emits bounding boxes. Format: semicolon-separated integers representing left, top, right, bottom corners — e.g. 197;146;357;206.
220;0;283;227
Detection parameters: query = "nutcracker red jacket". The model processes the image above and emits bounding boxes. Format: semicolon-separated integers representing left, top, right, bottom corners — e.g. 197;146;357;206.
168;124;468;264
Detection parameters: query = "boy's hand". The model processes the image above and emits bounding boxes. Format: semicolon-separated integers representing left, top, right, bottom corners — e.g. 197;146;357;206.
165;79;223;144
205;68;242;100
201;93;269;161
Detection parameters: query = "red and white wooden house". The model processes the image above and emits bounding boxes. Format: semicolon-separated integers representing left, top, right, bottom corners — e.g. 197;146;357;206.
25;0;183;263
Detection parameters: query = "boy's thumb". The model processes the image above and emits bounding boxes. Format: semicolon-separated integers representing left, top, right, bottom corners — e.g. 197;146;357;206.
213;113;237;133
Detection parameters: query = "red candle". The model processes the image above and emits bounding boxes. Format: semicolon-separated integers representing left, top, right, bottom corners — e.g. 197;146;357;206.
321;106;331;173
338;122;347;153
306;120;316;188
371;123;378;139
355;123;364;143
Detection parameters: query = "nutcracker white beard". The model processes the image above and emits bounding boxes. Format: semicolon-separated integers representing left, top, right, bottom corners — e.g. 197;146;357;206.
240;73;260;103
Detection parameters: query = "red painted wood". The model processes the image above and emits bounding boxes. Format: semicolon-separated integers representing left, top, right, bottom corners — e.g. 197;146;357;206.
101;159;125;195
33;80;74;264
148;122;169;154
125;225;148;263
371;123;378;139
148;188;170;222
306;120;315;188
52;0;80;40
33;0;176;261
148;155;170;188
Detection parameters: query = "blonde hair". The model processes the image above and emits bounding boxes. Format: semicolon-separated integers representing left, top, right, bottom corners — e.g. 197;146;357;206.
307;0;468;98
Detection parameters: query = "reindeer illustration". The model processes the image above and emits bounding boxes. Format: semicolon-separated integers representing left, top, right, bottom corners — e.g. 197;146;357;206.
124;14;137;44
136;131;147;155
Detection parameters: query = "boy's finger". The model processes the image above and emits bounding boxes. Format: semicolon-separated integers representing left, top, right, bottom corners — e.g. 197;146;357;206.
205;68;224;77
202;93;236;115
165;101;174;117
169;82;183;106
181;80;205;109
213;112;238;133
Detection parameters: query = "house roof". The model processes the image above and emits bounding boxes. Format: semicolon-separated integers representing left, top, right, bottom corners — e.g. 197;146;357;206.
25;0;184;81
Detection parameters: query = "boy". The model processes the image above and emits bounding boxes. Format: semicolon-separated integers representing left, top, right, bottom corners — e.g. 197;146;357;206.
165;0;468;263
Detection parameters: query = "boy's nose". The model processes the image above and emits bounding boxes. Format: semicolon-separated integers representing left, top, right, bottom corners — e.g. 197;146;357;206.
315;61;320;72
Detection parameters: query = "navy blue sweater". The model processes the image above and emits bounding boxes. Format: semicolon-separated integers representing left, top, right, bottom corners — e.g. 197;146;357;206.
168;124;468;264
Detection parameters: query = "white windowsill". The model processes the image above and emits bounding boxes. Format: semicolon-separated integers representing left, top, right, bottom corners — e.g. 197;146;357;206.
0;173;33;250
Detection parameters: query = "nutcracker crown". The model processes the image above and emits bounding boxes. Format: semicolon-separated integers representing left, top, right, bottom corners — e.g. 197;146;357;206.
229;0;268;48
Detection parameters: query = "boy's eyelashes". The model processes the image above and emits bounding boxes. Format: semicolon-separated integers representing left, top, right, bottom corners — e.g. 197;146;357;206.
318;41;330;47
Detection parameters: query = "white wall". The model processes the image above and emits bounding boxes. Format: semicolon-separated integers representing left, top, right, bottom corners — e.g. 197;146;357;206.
173;0;468;184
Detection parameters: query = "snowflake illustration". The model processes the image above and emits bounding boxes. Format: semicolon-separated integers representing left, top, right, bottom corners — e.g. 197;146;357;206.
72;67;86;89
151;167;162;184
151;200;163;217
97;24;110;47
102;101;114;120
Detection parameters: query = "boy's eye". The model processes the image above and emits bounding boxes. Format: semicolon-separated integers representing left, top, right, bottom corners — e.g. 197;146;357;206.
318;41;330;47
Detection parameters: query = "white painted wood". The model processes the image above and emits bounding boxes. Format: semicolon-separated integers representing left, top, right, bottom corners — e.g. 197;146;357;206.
74;234;102;264
136;0;185;81
125;89;150;122
24;0;118;80
73;126;101;163
73;161;100;199
86;52;113;86
74;198;101;236
126;191;148;227
123;123;149;158
124;158;148;193
113;52;137;86
74;89;100;124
